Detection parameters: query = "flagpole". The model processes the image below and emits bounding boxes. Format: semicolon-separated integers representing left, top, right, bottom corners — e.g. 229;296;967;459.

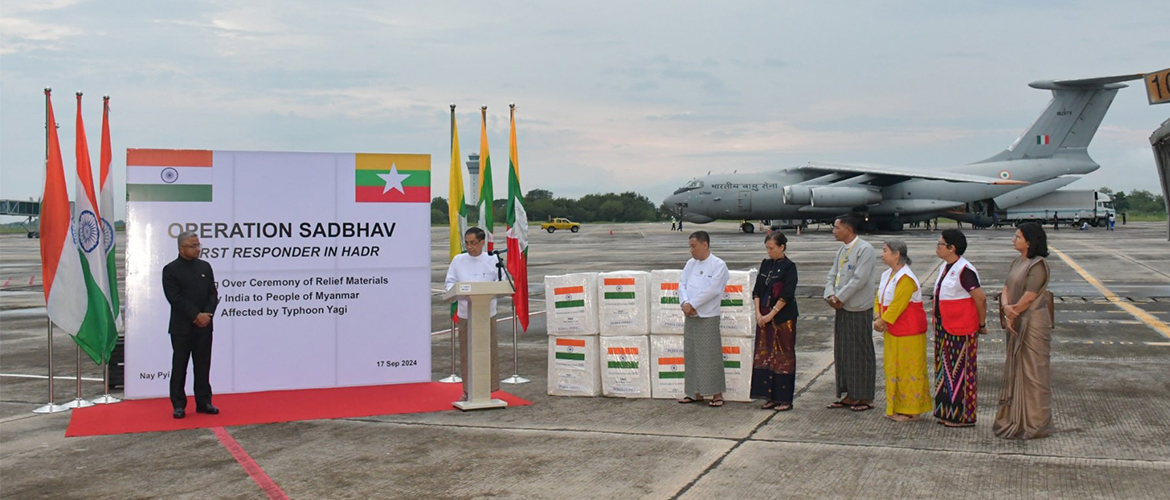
439;103;462;385
60;91;96;410
91;95;121;405
502;103;528;385
33;88;68;415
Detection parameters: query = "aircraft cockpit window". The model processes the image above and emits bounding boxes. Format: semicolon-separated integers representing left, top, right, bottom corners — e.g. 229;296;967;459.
673;180;703;195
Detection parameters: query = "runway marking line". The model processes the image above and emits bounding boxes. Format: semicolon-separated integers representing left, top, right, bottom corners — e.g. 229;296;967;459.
1051;245;1170;340
211;427;289;500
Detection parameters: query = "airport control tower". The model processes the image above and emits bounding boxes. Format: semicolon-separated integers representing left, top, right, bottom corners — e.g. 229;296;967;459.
466;153;480;207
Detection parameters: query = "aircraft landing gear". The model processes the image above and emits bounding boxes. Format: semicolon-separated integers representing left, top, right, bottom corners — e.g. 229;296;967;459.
741;222;755;234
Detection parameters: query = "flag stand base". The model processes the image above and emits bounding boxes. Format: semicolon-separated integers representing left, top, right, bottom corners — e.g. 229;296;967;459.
33;403;69;414
438;374;463;384
91;394;121;404
61;398;94;409
501;375;529;385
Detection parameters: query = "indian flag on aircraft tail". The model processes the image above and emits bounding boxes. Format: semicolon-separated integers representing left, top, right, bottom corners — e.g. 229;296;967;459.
720;285;745;307
126;149;214;202
606;346;639;369
355;153;431;203
603;277;637;302
722;345;742;368
659;282;679;305
554;286;585;310
1036;134;1050;145
657;357;685;378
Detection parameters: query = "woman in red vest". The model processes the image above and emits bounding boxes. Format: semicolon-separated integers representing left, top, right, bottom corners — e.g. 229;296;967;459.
932;229;988;428
873;240;931;422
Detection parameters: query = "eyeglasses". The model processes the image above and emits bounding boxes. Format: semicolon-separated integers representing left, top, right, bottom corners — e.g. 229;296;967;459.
464;239;482;246
182;243;202;248
936;242;948;247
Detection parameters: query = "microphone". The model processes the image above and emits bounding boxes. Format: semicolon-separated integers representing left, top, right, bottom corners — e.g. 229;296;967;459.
488;248;508;256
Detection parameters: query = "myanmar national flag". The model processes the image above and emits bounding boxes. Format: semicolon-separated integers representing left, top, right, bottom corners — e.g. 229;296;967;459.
505;106;529;332
554;338;586;362
658;357;685;378
126;149;214;202
603;277;637;302
355;153;430;203
606;346;639;370
553;285;585;310
720;285;745;307
659;282;680;305
722;346;742;368
478;108;495;251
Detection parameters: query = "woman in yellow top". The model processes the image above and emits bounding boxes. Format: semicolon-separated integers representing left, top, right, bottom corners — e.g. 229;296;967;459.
873;240;931;422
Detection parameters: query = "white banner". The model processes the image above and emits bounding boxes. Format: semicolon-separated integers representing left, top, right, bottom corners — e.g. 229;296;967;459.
124;150;432;398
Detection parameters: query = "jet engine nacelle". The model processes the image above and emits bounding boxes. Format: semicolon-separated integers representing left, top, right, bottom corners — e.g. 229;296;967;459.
783;185;881;207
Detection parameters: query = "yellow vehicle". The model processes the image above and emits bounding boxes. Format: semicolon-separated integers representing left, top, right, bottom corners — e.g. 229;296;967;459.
540;217;581;233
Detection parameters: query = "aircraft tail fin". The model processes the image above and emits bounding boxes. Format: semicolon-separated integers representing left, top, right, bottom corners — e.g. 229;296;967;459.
980;74;1143;162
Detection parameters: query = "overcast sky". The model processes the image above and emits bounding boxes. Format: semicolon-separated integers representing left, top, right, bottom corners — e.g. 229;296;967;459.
2;1;1167;221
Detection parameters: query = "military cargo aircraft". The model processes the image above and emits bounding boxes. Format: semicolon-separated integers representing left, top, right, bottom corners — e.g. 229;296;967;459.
664;74;1143;232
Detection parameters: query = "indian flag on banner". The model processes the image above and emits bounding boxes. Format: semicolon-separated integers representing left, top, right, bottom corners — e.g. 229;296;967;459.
126;149;213;202
659;282;679;305
722;346;742;368
554;285;585;310
1036;134;1050;145
657;357;684;378
603;277;637;302
355;153;430;203
606;346;639;369
720;285;744;307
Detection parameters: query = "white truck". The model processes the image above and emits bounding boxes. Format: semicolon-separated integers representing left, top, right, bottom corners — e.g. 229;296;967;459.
998;190;1113;227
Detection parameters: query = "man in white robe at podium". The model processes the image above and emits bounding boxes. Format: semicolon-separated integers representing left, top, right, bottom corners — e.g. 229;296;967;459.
444;227;501;400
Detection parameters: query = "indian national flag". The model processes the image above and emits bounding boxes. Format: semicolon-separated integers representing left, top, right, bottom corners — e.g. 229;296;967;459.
355;153;430;203
720;285;744;307
722;345;742;368
554;285;585;310
659;282;680;305
603;277;637;302
1036;134;1050;145
554;338;586;363
606;346;639;369
126;149;213;202
657;357;685;378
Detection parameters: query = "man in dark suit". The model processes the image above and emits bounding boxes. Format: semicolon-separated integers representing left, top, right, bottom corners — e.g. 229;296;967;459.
162;230;220;419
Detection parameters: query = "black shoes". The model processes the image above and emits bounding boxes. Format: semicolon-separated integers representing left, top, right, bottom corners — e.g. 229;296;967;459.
195;404;219;415
173;408;185;419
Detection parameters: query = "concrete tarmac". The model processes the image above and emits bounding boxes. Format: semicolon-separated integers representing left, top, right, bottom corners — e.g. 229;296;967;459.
2;221;1169;499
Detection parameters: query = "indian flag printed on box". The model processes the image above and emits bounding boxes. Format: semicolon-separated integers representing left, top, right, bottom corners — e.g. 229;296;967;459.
659;282;680;305
603;277;637;303
554;286;586;311
355;153;430;203
722;345;742;368
606;346;639;370
658;357;685;378
554;338;587;368
126;149;214;202
720;285;745;308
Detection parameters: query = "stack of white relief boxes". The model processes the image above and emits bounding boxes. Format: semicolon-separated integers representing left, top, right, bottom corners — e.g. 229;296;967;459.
545;272;600;396
649;270;686;399
597;271;651;398
720;270;757;402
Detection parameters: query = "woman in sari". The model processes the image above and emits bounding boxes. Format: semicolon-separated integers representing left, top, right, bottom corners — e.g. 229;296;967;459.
995;222;1054;439
932;229;988;428
873;240;931;422
751;231;799;411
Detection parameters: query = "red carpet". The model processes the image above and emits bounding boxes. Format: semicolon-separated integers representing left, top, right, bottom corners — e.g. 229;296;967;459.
66;382;531;437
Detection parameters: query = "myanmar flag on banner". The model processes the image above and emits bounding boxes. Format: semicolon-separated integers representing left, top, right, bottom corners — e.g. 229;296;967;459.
722;345;742;368
720;285;744;307
658;357;685;378
554;338;586;362
126;149;214;202
355;153;430;203
606;346;639;369
659;282;680;305
553;286;585;310
603;278;636;302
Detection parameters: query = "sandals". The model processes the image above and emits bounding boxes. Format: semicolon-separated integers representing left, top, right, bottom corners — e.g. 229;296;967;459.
849;403;874;412
708;398;724;407
773;403;792;412
761;401;777;410
678;396;700;404
826;400;852;409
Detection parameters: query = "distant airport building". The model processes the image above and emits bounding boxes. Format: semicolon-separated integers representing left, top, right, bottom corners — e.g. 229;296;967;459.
1150;118;1170;240
466;153;480;207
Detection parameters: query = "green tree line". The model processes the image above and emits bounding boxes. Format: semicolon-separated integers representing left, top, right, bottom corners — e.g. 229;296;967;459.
1099;188;1166;217
431;189;672;225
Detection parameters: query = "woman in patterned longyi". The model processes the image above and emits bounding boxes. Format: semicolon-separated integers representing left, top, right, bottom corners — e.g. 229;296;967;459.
750;231;799;411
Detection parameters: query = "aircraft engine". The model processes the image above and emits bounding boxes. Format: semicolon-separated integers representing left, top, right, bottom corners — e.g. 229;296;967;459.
783;185;881;207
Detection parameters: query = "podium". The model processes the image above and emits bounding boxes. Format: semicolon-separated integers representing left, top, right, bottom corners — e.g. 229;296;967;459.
443;281;514;410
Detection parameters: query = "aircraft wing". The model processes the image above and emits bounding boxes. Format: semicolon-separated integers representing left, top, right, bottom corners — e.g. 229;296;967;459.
797;162;1027;185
